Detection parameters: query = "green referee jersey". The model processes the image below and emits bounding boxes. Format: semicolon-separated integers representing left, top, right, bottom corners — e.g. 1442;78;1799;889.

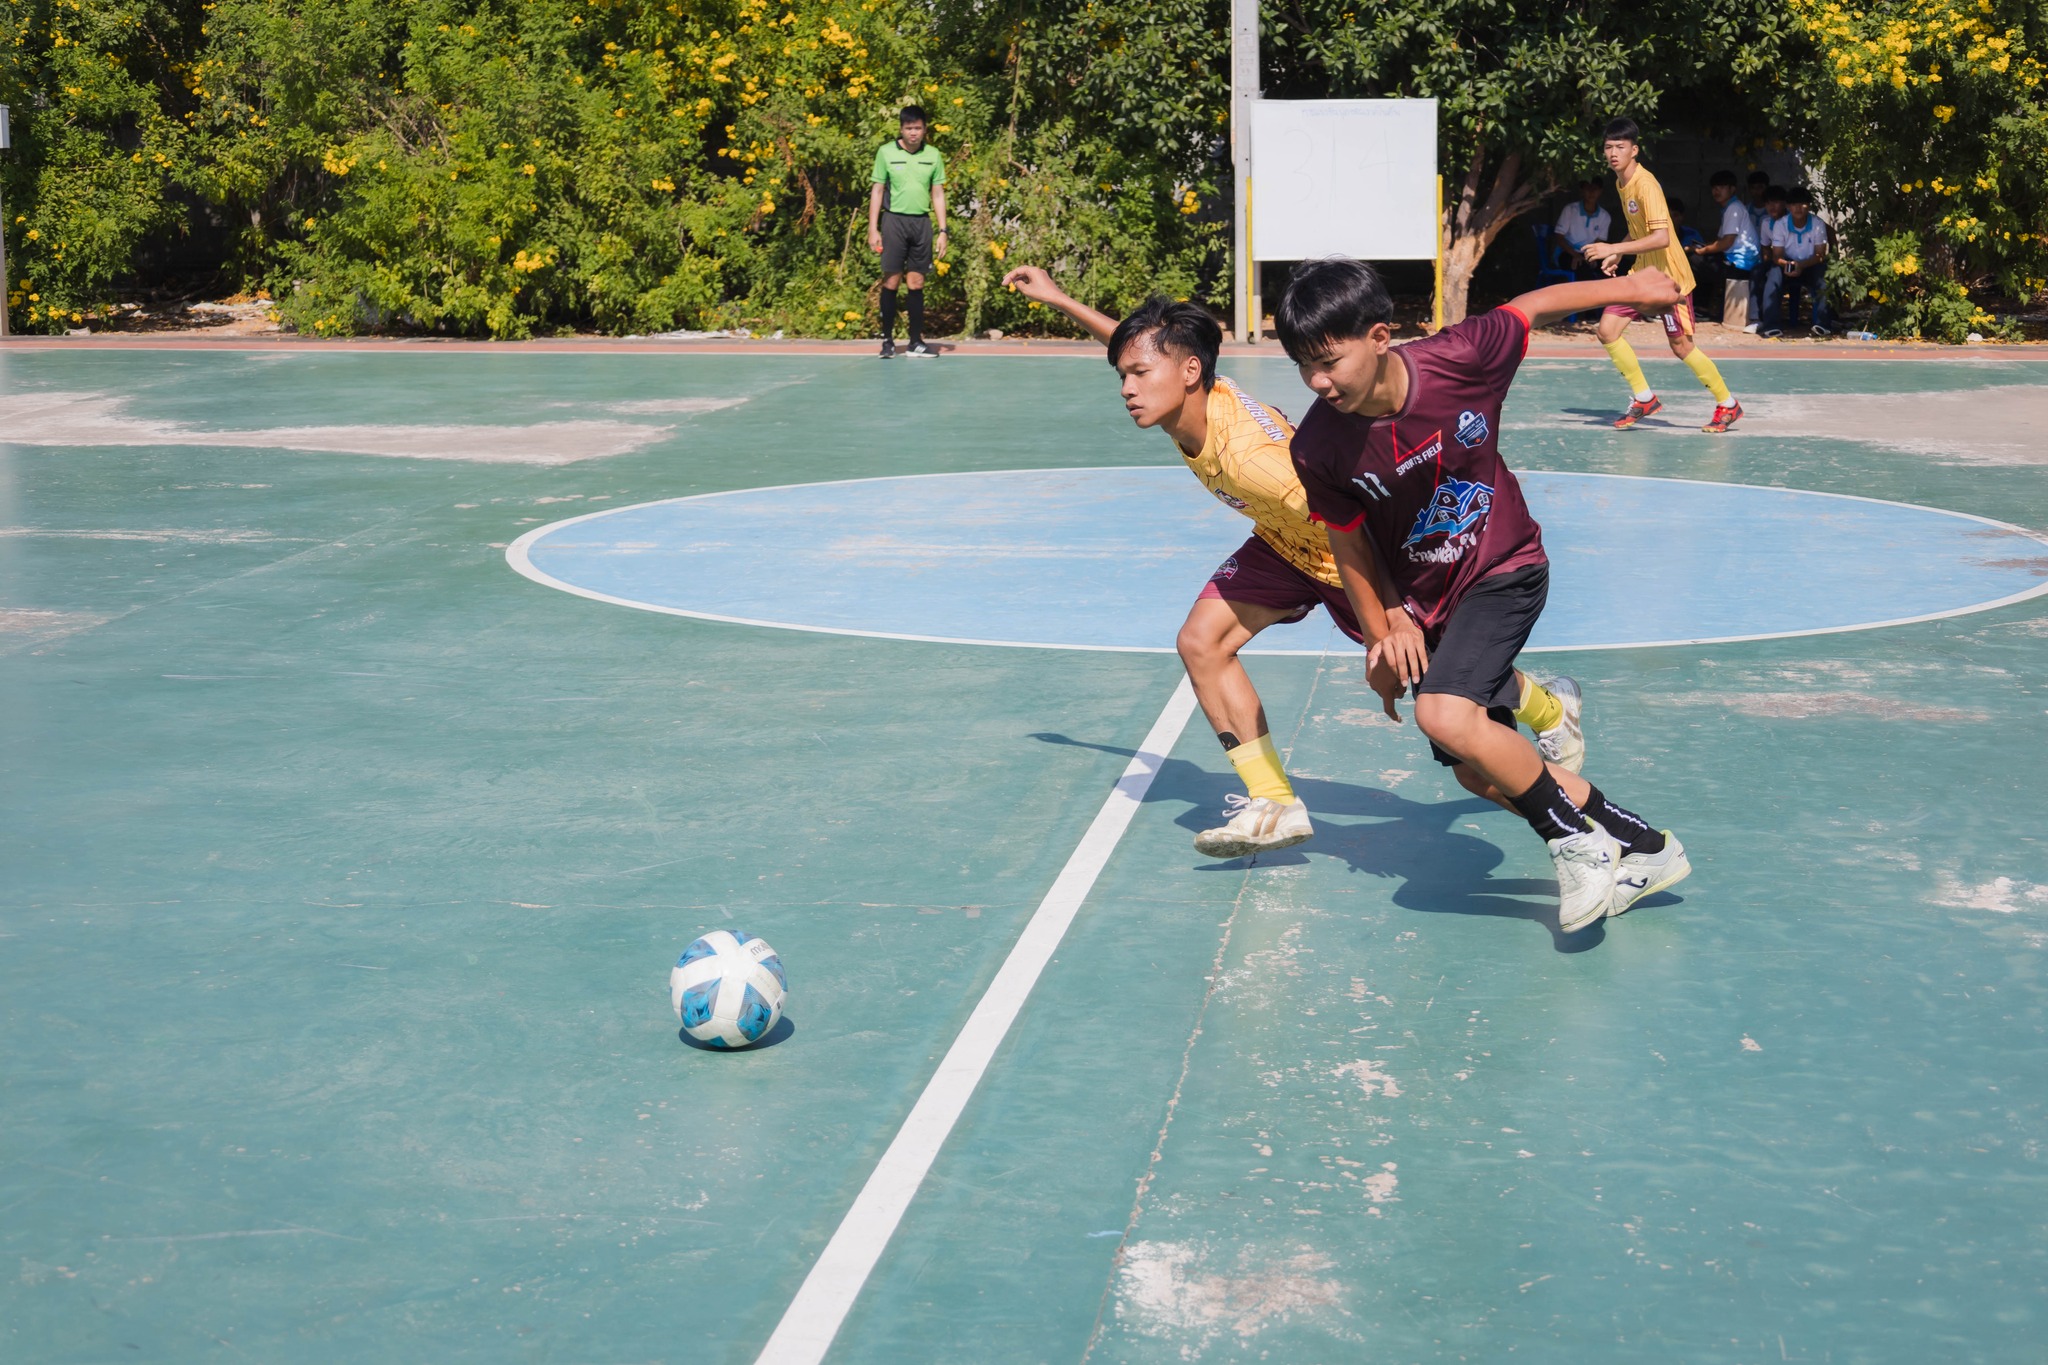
871;140;946;216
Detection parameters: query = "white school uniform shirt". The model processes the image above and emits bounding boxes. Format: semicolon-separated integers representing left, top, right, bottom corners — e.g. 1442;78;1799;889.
1718;199;1760;270
1553;202;1611;249
1759;212;1792;257
1776;214;1828;263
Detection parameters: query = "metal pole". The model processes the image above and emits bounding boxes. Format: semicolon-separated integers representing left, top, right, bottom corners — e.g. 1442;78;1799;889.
0;103;11;339
1229;0;1257;343
1432;174;1444;332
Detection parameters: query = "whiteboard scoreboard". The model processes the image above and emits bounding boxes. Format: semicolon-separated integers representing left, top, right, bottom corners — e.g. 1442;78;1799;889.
1247;99;1440;262
1228;0;1443;343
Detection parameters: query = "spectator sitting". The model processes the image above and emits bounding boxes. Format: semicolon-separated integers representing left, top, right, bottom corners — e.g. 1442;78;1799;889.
1670;197;1707;251
1745;171;1772;240
1689;170;1762;328
1550;179;1613;280
1761;185;1834;337
1747;183;1788;331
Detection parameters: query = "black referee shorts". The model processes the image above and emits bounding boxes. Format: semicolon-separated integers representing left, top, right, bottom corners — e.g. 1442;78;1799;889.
879;210;933;276
1415;564;1548;767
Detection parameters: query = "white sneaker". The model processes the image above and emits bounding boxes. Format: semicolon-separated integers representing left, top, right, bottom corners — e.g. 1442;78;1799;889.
1533;675;1585;774
1549;826;1623;932
1609;831;1691;917
1194;794;1313;859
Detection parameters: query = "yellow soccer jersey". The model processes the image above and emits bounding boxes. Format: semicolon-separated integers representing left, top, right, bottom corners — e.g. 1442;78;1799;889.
1178;377;1341;589
1618;165;1696;295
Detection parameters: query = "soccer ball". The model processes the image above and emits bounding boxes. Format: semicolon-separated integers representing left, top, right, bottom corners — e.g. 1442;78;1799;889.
671;930;787;1049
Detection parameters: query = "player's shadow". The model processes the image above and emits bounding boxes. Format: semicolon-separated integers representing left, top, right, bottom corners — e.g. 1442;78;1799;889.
1559;406;1683;431
678;1015;796;1052
1030;732;1615;953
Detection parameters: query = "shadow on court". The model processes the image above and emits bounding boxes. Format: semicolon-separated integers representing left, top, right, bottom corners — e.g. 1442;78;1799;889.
678;1015;798;1052
1027;732;1670;954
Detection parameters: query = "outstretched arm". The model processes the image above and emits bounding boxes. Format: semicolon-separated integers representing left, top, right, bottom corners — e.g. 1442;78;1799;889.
1000;265;1118;345
1506;266;1686;330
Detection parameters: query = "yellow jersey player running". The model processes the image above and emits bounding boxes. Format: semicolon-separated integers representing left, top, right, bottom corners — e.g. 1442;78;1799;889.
1002;264;1585;859
1584;117;1744;434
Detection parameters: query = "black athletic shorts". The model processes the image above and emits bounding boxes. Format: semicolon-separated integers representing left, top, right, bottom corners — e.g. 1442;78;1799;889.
879;210;933;276
1415;564;1548;767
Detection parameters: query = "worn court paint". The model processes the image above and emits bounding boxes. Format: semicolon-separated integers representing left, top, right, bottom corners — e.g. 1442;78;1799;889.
511;467;2048;652
5;346;2048;1364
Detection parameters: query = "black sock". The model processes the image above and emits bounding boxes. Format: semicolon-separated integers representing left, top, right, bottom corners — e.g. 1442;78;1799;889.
1581;785;1666;856
880;290;897;340
906;288;924;345
1510;771;1591;843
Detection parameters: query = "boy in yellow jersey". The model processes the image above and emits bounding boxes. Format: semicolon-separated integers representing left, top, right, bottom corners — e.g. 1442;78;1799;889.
1002;264;1585;858
1583;118;1744;434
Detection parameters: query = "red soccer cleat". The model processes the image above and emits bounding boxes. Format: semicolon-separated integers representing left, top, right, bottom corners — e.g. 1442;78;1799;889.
1703;400;1744;434
1613;395;1663;429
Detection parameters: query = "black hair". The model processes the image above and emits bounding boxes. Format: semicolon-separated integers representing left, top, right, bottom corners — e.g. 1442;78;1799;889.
1748;170;1771;186
1765;183;1789;201
1108;297;1222;389
1274;257;1394;363
1668;195;1687;215
1710;169;1739;189
899;104;927;125
1602;117;1641;146
1787;184;1814;205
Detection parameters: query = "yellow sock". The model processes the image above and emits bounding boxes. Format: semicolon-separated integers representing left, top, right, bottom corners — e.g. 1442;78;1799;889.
1602;337;1653;401
1682;347;1733;404
1226;733;1295;804
1512;674;1563;734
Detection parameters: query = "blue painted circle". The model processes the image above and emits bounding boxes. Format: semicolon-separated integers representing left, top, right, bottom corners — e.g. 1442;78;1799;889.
508;468;2048;653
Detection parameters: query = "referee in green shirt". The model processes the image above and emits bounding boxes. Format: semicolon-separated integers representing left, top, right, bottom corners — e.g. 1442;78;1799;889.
867;105;947;358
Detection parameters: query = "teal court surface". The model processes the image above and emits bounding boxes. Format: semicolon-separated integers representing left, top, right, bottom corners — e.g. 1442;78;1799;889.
5;341;2048;1362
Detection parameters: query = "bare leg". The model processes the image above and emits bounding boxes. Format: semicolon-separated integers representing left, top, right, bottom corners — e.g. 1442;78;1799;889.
1415;692;1591;806
1176;595;1298;743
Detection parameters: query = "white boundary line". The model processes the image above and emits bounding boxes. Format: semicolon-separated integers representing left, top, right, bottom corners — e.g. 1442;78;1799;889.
752;676;1199;1365
506;469;2048;655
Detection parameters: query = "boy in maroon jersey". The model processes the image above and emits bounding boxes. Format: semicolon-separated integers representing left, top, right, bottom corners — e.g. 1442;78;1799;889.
1276;258;1691;932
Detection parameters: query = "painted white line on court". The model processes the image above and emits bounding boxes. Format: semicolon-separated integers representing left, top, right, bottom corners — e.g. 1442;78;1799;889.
753;676;1200;1365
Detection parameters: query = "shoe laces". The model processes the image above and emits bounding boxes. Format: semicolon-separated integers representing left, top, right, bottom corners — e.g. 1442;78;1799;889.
1220;792;1278;821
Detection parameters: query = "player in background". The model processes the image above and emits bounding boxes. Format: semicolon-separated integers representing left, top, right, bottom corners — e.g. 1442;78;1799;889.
867;105;947;359
1583;118;1744;434
1276;256;1691;932
1000;263;1585;860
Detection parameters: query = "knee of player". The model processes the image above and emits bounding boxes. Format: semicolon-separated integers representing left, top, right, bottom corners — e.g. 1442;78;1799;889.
1413;691;1477;745
1176;620;1230;669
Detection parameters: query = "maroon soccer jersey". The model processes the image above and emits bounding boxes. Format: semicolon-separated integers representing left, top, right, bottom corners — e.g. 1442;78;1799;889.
1289;305;1548;632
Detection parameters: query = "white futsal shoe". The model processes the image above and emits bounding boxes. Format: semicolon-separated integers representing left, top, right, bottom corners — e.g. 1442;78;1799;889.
1549;825;1624;933
1194;794;1314;859
1609;831;1692;918
1534;675;1585;774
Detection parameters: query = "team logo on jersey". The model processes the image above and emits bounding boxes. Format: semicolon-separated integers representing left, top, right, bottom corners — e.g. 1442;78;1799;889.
1403;477;1493;548
1352;471;1391;501
1394;430;1443;475
1627;197;1640;216
1210;555;1240;582
1211;486;1249;511
1454;410;1490;448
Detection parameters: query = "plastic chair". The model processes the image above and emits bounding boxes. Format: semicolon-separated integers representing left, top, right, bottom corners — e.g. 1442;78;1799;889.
1533;222;1575;289
1533;222;1584;322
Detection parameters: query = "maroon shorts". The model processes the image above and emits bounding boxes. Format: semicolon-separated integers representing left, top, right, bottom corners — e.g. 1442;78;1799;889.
1198;534;1363;643
1602;296;1695;337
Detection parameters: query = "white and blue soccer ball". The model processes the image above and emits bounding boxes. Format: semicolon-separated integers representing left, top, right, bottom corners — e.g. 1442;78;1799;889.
671;930;787;1049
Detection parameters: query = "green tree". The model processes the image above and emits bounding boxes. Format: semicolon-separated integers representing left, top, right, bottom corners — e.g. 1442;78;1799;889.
1262;0;1811;321
1789;0;2048;341
1;0;197;331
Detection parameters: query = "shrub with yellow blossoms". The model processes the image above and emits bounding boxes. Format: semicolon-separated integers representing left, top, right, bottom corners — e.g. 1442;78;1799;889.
2;0;1225;337
1790;0;2048;340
